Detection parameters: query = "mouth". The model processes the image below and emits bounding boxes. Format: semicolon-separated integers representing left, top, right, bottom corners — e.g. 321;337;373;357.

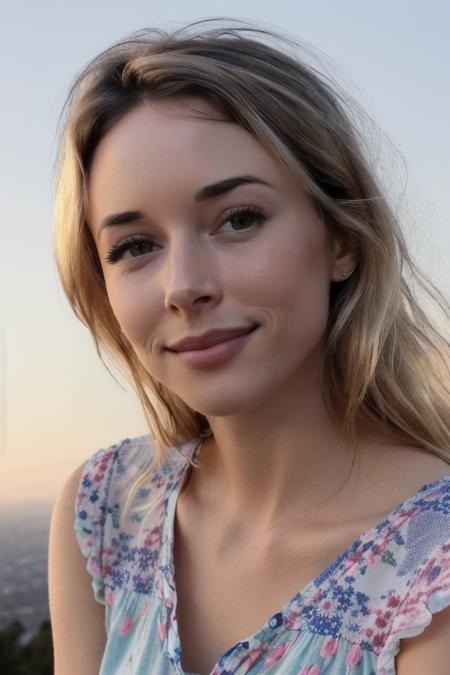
167;324;259;353
168;325;259;368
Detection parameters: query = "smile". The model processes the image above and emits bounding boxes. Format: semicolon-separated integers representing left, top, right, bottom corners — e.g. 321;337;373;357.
170;326;258;369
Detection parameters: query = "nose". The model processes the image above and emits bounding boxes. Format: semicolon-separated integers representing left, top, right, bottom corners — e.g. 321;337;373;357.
163;236;221;314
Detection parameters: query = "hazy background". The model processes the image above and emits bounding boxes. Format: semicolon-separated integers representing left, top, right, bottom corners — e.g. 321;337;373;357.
1;0;449;507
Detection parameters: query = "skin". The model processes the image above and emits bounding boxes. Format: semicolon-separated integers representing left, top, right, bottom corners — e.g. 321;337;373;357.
86;96;450;674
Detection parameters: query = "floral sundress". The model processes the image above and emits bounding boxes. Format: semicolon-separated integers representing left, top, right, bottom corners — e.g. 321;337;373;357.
74;435;450;674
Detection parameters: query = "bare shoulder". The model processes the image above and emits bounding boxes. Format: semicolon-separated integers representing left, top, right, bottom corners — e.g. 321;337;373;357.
402;444;450;477
48;461;106;675
355;438;450;516
54;461;87;509
395;444;450;490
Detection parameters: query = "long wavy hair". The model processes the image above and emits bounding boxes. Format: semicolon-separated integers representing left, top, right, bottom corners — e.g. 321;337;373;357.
53;18;450;521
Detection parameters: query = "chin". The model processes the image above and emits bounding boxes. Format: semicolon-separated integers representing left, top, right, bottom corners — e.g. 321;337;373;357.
174;379;276;420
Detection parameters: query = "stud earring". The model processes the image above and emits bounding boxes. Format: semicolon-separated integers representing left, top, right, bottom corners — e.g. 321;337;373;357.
340;269;354;280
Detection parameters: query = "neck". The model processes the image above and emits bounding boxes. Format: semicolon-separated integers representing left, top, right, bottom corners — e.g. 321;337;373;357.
186;379;367;529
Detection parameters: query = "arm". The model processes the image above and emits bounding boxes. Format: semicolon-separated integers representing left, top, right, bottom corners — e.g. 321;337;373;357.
48;462;107;675
396;605;450;674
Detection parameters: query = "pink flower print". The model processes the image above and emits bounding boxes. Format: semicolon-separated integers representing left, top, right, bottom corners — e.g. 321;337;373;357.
309;590;323;604
144;526;161;548
298;665;321;675
264;641;292;666
367;544;384;565
246;648;265;667
119;615;134;636
373;632;386;650
320;636;338;658
164;596;174;610
157;619;167;640
83;536;94;552
285;610;302;630
91;504;104;522
348;544;365;565
345;643;362;667
89;558;101;576
318;596;339;618
375;615;387;628
389;506;419;531
387;594;400;608
105;588;116;607
140;599;149;617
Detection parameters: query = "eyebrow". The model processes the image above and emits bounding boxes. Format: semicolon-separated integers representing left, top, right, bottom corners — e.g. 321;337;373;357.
99;174;273;232
100;210;145;230
194;174;272;201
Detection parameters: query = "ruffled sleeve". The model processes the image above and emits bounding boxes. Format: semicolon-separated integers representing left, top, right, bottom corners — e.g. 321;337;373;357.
73;444;118;605
377;535;450;673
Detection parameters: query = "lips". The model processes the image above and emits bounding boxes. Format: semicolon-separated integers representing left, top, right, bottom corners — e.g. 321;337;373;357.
167;325;258;352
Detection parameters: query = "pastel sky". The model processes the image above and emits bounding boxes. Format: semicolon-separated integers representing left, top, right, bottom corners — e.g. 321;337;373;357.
0;1;449;505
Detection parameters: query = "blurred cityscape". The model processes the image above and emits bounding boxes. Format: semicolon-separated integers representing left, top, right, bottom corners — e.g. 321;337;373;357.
0;501;53;645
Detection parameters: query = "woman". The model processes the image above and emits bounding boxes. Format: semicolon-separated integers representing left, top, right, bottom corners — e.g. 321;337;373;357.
48;19;450;675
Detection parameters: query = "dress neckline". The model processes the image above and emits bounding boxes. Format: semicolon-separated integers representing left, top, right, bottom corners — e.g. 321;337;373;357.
158;436;450;673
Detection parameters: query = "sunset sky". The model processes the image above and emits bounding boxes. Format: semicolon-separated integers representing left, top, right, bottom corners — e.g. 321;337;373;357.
1;0;449;505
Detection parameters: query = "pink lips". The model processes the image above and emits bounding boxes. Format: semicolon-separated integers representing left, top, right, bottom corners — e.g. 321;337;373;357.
167;326;258;353
168;326;258;369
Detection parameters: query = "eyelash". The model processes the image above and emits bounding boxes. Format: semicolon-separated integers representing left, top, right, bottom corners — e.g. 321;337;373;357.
105;205;268;265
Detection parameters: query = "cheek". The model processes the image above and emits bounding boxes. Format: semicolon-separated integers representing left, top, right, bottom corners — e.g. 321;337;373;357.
105;274;160;349
244;224;331;329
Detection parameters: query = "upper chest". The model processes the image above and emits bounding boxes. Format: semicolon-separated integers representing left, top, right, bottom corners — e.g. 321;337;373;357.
172;506;384;675
170;448;449;674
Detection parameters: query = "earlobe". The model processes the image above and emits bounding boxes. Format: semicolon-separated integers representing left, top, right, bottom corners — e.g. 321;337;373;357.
330;236;358;282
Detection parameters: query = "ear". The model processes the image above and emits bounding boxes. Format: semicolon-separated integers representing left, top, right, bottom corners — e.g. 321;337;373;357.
329;234;359;282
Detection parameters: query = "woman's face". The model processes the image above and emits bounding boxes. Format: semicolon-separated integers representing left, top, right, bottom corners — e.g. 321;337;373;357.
87;97;354;417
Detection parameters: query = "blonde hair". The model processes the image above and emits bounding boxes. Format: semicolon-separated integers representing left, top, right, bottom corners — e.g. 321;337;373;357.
53;19;450;521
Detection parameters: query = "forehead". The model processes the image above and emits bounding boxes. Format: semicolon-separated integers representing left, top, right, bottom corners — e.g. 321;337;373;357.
90;95;254;160
87;97;298;216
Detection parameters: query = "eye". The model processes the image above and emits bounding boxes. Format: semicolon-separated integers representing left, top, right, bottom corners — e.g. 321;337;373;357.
105;236;156;264
218;206;268;234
